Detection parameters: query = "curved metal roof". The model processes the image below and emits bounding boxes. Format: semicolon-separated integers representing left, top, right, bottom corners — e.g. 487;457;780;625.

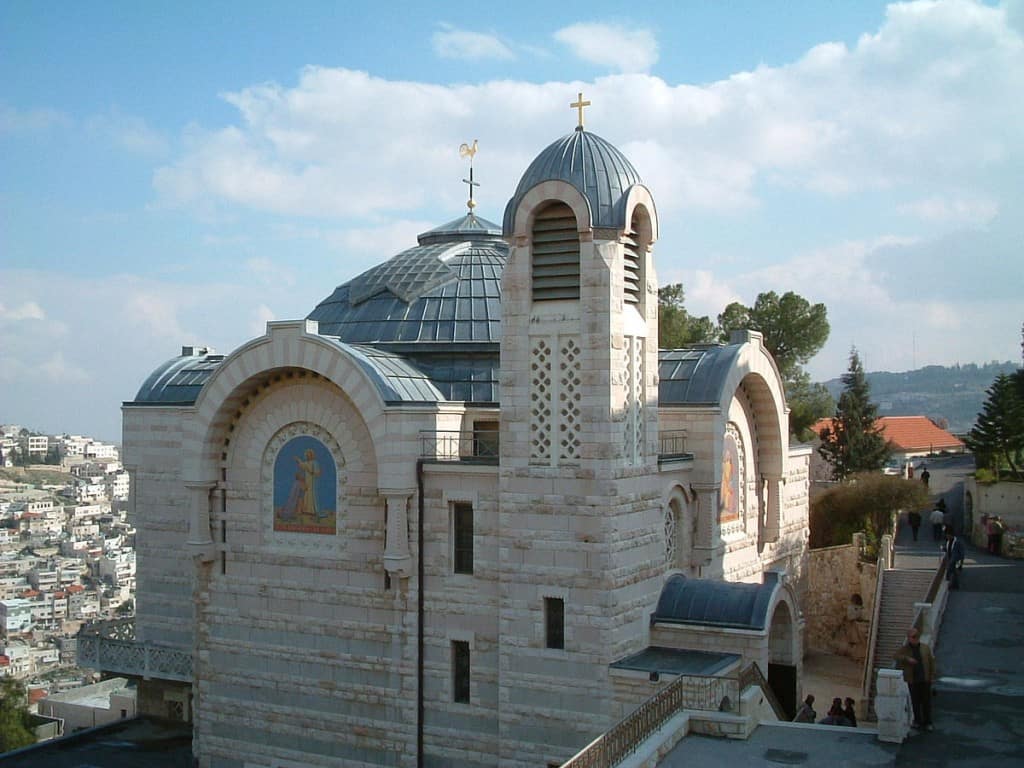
417;213;502;246
653;572;780;630
132;349;226;404
503;129;643;234
658;344;743;406
131;342;446;406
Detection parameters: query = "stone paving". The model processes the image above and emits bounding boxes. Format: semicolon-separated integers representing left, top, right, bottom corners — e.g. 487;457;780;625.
661;513;1024;767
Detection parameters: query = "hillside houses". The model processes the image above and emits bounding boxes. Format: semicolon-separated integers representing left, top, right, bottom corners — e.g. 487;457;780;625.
0;424;133;696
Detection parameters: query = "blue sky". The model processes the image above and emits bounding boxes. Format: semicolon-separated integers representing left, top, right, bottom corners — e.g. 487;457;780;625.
2;0;1023;441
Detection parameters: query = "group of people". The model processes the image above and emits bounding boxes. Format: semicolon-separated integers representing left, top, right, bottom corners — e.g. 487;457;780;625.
793;694;858;727
907;498;949;543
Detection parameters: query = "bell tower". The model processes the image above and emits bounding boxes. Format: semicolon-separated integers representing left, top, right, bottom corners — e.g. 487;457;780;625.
496;97;664;765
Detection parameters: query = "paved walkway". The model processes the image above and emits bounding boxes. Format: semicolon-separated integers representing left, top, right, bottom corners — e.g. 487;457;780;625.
661;516;1024;767
892;512;1024;766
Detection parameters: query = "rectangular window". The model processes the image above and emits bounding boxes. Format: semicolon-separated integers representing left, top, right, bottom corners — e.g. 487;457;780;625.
545;597;565;650
472;420;499;459
452;640;470;703
453;502;474;575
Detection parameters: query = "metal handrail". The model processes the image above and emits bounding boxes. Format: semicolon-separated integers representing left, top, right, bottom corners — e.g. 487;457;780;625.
657;430;689;458
418;429;498;463
738;661;787;720
561;665;767;768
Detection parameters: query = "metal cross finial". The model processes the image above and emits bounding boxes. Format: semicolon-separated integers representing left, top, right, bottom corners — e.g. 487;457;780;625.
570;92;591;130
459;140;480;212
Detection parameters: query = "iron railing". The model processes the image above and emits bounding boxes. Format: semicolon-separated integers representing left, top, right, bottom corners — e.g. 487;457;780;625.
738;661;787;720
657;430;689;460
77;619;192;682
419;429;499;463
418;428;688;463
561;663;771;768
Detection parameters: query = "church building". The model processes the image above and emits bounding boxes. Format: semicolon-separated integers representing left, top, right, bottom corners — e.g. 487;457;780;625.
106;98;812;767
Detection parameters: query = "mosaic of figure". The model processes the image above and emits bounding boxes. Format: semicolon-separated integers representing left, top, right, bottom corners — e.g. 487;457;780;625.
273;435;336;534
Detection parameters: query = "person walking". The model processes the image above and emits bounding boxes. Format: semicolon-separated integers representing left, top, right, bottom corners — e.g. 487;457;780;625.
894;627;936;731
920;465;931;487
987;516;1004;555
945;530;966;589
908;509;922;542
929;505;945;542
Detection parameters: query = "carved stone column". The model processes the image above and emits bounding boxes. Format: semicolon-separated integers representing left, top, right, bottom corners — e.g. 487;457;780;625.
184;480;216;562
383;490;414;579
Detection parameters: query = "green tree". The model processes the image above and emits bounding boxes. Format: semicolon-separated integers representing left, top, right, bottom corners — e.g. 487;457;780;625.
818;348;890;480
658;283;717;348
964;373;1024;480
718;290;832;437
810;472;929;554
717;291;830;381
0;678;35;752
786;372;836;441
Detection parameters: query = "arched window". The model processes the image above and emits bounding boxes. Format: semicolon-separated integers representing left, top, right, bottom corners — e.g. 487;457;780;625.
531;202;580;301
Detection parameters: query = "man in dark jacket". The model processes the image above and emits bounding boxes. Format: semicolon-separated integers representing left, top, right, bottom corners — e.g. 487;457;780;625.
894;627;936;731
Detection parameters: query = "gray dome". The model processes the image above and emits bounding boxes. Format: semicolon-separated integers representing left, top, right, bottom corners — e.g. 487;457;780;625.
502;129;643;234
306;213;508;402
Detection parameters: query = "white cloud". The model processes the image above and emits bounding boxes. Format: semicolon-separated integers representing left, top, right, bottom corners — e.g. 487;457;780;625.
251;304;276;336
0;301;46;321
87;112;169;157
554;23;658;73
433;24;514;61
898;195;999;225
0;105;69;134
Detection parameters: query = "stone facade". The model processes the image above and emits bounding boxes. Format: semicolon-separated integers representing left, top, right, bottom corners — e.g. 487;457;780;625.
804;535;876;661
122;127;812;767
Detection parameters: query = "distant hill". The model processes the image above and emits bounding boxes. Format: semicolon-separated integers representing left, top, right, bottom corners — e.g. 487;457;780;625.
821;361;1020;435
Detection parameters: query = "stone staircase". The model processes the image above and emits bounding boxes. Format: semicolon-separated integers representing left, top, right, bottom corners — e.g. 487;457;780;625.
867;568;935;715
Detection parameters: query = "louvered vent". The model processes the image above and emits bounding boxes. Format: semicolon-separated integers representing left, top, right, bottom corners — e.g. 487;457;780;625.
623;229;642;305
532;203;580;301
618;211;643;309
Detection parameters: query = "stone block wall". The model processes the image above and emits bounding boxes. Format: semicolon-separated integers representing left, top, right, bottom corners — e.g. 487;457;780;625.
123;406;193;650
804;536;876;660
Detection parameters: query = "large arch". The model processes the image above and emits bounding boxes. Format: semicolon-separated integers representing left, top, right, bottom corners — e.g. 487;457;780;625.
183;320;392;488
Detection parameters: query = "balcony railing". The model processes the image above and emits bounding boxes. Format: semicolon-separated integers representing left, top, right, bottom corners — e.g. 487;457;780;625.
77;619;192;682
418;429;688;463
561;662;779;768
419;429;499;463
657;430;690;460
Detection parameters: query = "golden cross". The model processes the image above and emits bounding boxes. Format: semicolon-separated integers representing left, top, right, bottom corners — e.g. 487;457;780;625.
570;92;591;130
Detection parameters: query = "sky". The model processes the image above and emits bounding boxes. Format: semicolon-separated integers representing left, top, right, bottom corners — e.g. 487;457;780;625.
2;0;1023;442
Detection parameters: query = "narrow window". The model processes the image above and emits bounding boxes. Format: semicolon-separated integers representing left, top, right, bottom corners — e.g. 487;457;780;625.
453;503;474;575
545;597;565;649
452;641;470;703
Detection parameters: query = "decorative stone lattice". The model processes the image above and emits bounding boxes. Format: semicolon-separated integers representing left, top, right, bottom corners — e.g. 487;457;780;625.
558;337;582;461
261;421;347;554
530;338;553;462
623;336;645;465
664;503;677;566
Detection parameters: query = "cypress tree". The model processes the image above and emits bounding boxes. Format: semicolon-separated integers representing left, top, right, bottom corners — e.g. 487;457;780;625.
818;347;890;480
965;373;1024;480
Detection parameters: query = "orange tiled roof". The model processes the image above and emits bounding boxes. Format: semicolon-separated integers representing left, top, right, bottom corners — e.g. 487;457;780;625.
812;416;964;452
876;416;964;452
